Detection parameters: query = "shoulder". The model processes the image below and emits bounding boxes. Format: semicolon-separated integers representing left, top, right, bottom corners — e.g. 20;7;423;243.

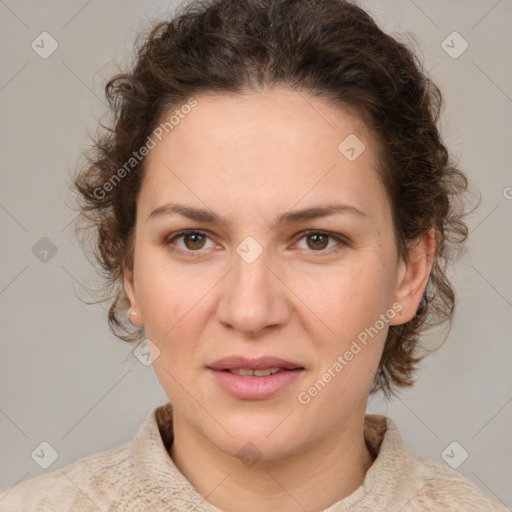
0;442;132;511
400;450;507;511
360;415;507;511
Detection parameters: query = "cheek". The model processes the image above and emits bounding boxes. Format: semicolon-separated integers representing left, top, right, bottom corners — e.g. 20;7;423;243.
296;259;392;337
134;252;218;370
290;257;393;393
135;245;199;322
137;264;208;402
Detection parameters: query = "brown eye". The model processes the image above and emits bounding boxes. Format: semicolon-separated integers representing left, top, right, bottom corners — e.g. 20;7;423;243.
183;232;207;250
165;230;214;255
306;233;329;250
295;230;348;255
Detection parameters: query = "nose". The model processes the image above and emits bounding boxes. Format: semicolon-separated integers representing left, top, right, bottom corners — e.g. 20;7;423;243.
216;247;291;337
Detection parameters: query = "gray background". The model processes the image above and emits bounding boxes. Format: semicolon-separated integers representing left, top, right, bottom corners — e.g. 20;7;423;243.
1;0;511;507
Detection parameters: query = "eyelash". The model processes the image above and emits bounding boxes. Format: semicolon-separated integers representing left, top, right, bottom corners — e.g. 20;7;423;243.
164;229;349;258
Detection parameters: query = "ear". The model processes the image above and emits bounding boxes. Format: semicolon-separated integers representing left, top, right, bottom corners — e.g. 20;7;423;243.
389;227;436;326
123;268;144;327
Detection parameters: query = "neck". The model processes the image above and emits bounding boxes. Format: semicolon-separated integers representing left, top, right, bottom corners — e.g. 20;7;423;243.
169;408;375;512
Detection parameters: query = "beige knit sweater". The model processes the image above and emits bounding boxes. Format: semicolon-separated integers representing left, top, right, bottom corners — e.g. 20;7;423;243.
0;402;507;511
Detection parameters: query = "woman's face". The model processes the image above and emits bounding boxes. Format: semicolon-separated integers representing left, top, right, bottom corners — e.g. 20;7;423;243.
125;88;428;459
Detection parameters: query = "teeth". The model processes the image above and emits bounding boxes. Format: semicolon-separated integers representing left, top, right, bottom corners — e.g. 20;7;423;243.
229;367;282;377
254;367;281;377
236;368;254;376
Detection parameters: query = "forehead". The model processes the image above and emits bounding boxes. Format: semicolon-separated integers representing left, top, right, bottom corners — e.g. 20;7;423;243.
139;88;388;222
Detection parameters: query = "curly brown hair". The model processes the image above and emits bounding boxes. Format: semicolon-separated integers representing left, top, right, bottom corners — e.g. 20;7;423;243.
73;0;469;398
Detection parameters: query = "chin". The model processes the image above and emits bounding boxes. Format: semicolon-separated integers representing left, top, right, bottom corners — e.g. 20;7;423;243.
205;410;310;462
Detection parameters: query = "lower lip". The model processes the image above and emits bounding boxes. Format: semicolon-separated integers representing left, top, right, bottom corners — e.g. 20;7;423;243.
208;368;304;400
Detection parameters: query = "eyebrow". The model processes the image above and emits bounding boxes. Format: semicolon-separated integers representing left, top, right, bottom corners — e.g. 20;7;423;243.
148;202;368;226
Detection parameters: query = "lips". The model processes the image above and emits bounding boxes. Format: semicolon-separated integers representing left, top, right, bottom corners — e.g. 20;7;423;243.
208;356;304;372
207;356;305;400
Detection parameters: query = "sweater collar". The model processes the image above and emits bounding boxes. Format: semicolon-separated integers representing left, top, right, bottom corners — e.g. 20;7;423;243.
130;402;410;511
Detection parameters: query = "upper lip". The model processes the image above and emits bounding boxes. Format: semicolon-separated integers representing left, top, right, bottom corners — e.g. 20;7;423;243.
208;356;304;371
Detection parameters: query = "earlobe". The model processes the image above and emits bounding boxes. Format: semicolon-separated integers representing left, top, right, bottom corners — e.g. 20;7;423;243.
123;268;144;327
389;227;436;325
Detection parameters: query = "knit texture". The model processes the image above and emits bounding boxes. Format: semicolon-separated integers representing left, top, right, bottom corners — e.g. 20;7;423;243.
0;402;507;511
